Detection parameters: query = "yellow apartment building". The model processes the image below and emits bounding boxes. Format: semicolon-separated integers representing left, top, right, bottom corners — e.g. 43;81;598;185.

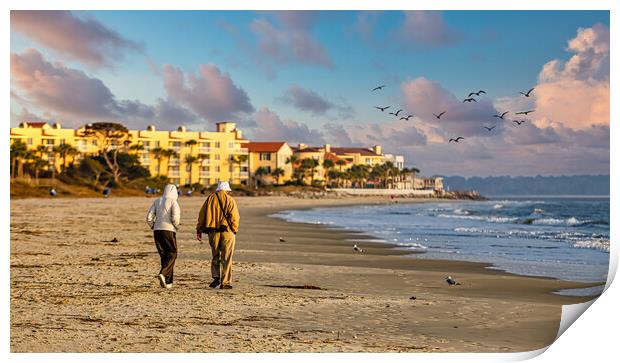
10;121;250;186
247;142;293;185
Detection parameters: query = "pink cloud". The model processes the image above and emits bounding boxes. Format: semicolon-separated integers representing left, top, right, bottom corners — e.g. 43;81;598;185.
163;64;254;122
398;11;461;47
11;11;142;67
534;23;609;129
247;107;325;144
250;11;332;69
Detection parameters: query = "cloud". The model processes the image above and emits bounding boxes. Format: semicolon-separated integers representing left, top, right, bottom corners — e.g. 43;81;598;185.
250;11;332;70
533;23;610;129
10;48;198;129
397;11;461;47
279;84;354;118
246;107;325;145
11;10;142;67
352;11;382;45
400;77;499;137
162;64;254;122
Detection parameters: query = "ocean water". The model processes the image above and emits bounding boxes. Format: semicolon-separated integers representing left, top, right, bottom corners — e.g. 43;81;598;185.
272;197;610;284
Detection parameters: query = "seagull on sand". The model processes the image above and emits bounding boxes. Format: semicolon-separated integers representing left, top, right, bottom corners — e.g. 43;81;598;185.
445;276;461;286
519;87;535;97
433;111;446;119
353;244;364;253
279;237;286;242
374;106;390;112
372;85;386;91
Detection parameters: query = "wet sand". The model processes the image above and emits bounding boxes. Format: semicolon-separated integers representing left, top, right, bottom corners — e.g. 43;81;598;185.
10;196;599;352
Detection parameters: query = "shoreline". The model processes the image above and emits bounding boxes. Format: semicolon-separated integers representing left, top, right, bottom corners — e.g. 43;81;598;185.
10;196;602;352
266;200;606;288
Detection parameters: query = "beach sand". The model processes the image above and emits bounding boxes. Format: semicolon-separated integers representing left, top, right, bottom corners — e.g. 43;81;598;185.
10;196;600;353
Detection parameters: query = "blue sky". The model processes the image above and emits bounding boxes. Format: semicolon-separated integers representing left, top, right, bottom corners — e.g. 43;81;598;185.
10;10;610;176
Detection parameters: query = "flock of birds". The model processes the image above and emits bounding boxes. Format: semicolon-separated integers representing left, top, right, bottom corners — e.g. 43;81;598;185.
371;84;537;143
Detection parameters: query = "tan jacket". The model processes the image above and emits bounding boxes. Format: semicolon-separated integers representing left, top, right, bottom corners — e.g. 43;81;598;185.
196;191;240;234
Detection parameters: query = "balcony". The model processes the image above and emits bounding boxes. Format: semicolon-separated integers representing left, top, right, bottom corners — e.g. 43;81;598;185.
200;159;211;165
199;147;213;153
230;147;249;154
200;171;211;177
167;171;180;177
168;159;180;166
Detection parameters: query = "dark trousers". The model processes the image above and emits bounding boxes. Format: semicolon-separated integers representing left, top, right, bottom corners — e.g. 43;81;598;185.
154;230;177;284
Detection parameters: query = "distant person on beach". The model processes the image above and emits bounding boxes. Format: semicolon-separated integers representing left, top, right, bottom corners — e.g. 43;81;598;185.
103;188;111;198
196;181;240;289
146;184;181;289
49;188;57;197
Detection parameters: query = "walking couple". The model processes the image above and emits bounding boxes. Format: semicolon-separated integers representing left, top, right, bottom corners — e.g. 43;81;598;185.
145;181;240;289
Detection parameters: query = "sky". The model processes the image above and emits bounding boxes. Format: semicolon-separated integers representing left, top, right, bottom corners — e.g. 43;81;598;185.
9;10;610;177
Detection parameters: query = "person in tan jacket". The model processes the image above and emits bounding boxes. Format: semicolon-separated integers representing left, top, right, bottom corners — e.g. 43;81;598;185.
196;181;240;289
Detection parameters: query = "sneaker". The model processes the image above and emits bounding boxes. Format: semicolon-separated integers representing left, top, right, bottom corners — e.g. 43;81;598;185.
209;279;220;288
220;284;232;290
165;283;173;289
157;274;166;288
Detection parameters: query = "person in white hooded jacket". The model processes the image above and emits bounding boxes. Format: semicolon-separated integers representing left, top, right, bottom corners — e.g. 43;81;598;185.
146;184;181;288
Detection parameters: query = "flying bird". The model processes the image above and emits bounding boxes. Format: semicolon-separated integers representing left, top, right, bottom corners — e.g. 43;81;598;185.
468;90;486;97
463;98;477;103
513;120;526;125
433;111;446;119
374;106;390;112
520;87;535;97
515;110;535;115
483;125;496;131
445;276;461;286
389;109;403;116
353;244;364;253
400;114;415;121
493;111;509;119
449;137;464;143
372;85;386;91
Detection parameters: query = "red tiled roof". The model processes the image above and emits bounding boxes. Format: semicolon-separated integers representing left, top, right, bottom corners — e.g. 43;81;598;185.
292;146;323;153
331;147;378;156
248;142;286;152
324;152;350;164
24;122;48;128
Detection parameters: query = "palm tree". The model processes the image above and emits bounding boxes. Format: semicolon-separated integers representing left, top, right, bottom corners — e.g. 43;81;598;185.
161;149;178;177
184;155;199;185
232;154;248;184
271;167;285;185
129;143;144;155
322;159;335;188
300;158;320;186
54;143;78;173
285;155;301;184
151;147;164;176
336;159;347;172
30;156;48;182
254;166;269;187
184;139;198;155
10;140;28;178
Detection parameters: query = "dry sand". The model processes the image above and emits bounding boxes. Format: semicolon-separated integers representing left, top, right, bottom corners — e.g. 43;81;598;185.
10;196;599;353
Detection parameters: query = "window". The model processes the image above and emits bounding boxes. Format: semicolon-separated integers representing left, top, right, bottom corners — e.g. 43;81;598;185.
92;139;98;146
201;166;209;172
27;138;33;145
155;141;160;148
215;166;220;172
228;142;234;149
60;139;66;145
215;154;220;161
266;166;272;173
214;142;220;148
144;141;150;147
45;139;55;145
260;153;272;161
229;165;233;172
